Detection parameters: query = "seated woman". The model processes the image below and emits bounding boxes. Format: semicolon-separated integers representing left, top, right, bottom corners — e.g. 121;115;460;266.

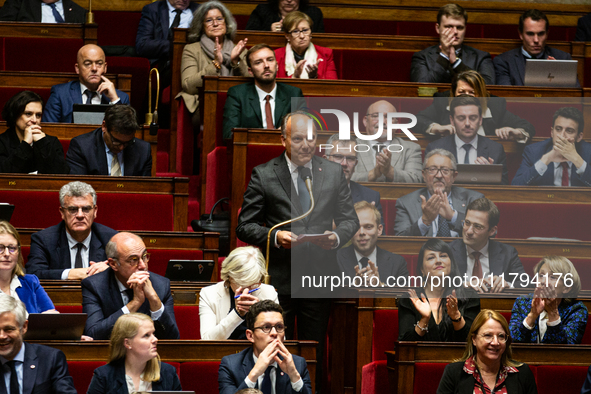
415;70;535;142
199;246;279;340
437;309;537;394
0;221;56;313
177;0;249;125
509;256;587;344
275;11;337;79
87;313;182;393
398;238;480;341
0;91;69;174
246;0;324;33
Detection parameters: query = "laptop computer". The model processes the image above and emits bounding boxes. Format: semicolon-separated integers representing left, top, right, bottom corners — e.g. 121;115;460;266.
455;164;503;184
24;313;87;340
72;104;110;124
0;203;15;222
524;59;578;87
165;260;215;282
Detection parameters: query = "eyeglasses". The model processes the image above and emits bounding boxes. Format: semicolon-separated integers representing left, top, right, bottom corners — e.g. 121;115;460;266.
254;323;286;334
117;252;151;267
327;154;357;164
462;220;486;232
61;205;95;216
0;245;18;255
106;129;135;148
205;16;225;25
424;166;454;176
478;333;508;343
290;28;311;37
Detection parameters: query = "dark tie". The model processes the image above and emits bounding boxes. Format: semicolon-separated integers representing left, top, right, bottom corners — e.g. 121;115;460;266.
49;3;64;23
462;144;472;164
437;215;451;237
359;257;369;269
372;144;385;157
84;90;95;105
124;288;134;303
297;166;311;212
260;365;274;394
471;251;483;278
265;95;273;129
5;361;19;394
561;162;570;186
74;243;84;269
168;9;182;39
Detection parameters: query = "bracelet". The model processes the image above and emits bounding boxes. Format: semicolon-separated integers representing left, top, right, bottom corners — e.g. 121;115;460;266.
231;60;240;69
415;321;428;332
450;315;462;323
212;60;221;70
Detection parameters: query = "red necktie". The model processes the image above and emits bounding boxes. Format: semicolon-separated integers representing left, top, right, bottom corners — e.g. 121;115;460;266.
471;251;482;278
265;95;273;129
561;162;569;186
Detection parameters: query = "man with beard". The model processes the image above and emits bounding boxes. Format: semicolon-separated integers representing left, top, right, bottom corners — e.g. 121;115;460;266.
222;44;304;139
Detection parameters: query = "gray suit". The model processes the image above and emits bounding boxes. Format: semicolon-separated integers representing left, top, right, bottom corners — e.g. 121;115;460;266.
449;238;526;279
393;186;484;236
351;137;423;183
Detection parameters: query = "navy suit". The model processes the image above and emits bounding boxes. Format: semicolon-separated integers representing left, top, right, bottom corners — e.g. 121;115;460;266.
0;0;86;22
135;0;199;65
449;238;526;279
218;347;312;394
425;134;509;184
512;138;591;186
493;46;579;87
87;359;181;394
66;127;152;176
26;222;117;279
19;342;77;394
42;80;130;123
350;180;384;224
81;267;180;340
337;245;409;284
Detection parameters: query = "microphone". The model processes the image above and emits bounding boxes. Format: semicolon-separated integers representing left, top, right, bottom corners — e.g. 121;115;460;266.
299;167;313;196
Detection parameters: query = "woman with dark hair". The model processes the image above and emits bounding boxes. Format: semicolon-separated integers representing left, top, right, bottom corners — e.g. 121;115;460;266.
415;70;535;141
245;0;324;33
437;309;537;394
398;238;480;341
0;90;69;174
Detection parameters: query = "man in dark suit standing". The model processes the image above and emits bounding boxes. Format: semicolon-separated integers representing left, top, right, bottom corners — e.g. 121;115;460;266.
223;44;304;139
82;232;179;340
449;197;526;293
393;148;484;237
337;201;408;285
0;294;77;393
26;181;117;280
410;3;495;84
42;44;130;123
66;104;152;176
425;96;509;184
219;300;312;394
236;112;358;388
512;107;591;186
494;9;579;86
0;0;86;22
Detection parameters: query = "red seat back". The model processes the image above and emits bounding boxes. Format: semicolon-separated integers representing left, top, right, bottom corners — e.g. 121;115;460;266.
536;365;587;394
67;361;106;394
174;305;201;339
413;363;447;394
372;309;398;361
179;361;221;394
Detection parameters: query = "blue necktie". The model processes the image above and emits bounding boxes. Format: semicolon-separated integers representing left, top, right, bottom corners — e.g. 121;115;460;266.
437;215;451;237
297;166;311;212
49;3;65;23
261;365;274;394
462;144;472;164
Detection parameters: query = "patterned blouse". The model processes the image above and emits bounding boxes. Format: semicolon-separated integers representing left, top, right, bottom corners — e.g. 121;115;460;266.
463;356;519;394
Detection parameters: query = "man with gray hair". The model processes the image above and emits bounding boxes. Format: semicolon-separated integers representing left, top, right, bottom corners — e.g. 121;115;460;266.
0;294;77;393
26;181;118;279
393;149;484;236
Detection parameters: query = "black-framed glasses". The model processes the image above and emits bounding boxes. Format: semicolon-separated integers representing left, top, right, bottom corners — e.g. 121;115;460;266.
253;323;286;334
424;166;454;176
290;28;311;37
106;129;135;148
478;333;508;343
462;220;486;232
0;245;18;254
61;205;95;216
327;154;357;164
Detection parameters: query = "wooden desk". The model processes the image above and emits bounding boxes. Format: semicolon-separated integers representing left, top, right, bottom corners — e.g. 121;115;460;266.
0;22;96;44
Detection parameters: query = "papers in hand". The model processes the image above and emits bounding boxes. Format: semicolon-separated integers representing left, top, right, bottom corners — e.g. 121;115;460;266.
296;233;331;243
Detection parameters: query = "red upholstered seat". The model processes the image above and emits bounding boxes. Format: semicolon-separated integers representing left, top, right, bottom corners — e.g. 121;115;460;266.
148;249;205;277
55;305;83;313
176;97;195;176
333;50;414;82
206;146;230;213
372;309;398;361
536;365;587;394
173;305;201;339
106;56;151;117
0;89;51;120
94;11;142;47
4;38;81;72
179;361;221;394
361;360;388;394
67;361;106;394
413;362;447;394
245;145;285;188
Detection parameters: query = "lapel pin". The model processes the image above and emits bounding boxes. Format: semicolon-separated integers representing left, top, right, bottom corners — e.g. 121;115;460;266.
280;372;284;376
462;204;466;207
30;365;35;369
318;168;322;172
69;8;72;11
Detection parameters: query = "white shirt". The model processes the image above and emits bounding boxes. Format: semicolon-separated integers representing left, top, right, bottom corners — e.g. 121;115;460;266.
285;153;312;195
244;353;304;393
255;84;277;129
116;276;164;320
465;242;490;277
534;160;587;186
166;0;193;29
41;0;64;23
455;134;478;164
79;83;121;105
61;230;92;280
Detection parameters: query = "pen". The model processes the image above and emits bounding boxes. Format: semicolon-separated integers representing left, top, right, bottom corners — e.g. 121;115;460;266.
234;288;260;298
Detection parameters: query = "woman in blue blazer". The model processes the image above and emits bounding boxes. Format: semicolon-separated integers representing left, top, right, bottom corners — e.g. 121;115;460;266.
87;313;182;394
0;221;55;313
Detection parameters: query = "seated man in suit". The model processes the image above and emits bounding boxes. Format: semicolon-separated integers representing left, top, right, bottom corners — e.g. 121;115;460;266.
351;100;423;183
322;133;384;222
0;294;77;393
393;148;484;237
425;95;509;184
337;201;408;286
512;107;591;186
576;12;591;41
223;44;304;139
42;44;130;123
0;0;86;22
494;9;579;86
411;3;494;84
81;232;179;340
218;300;312;394
449;197;526;293
66;104;152;176
26;181;117;280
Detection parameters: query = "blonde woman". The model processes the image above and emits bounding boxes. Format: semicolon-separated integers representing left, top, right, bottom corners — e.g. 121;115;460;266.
87;313;181;393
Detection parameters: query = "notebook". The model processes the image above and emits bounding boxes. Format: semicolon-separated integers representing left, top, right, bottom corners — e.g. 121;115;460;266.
524;59;578;87
24;313;87;340
165;260;215;282
455;164;503;184
72;104;110;124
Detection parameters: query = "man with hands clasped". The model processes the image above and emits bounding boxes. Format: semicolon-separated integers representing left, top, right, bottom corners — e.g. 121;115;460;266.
218;300;312;394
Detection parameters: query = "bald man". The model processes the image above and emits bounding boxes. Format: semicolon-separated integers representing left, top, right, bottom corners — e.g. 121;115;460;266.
351;100;423;183
43;44;131;123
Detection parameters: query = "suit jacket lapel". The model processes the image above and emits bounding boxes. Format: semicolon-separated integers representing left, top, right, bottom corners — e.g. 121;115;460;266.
242;349;257;387
274;154;302;215
274;84;288;129
32;2;42;25
454;241;469;276
70;81;83;105
349;181;361;203
476;135;489;159
515;51;526;86
22;344;38;394
57;222;69;269
108;269;126;309
94;128;109;175
310;156;325;214
159;0;170;39
88;230;105;262
248;84;263;126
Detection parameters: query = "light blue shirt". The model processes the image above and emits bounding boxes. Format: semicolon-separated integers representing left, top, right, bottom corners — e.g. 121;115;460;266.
0;343;25;394
166;0;193;29
116;276;164;320
103;138;125;176
417;192;459;236
41;0;64;23
534;160;587;186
